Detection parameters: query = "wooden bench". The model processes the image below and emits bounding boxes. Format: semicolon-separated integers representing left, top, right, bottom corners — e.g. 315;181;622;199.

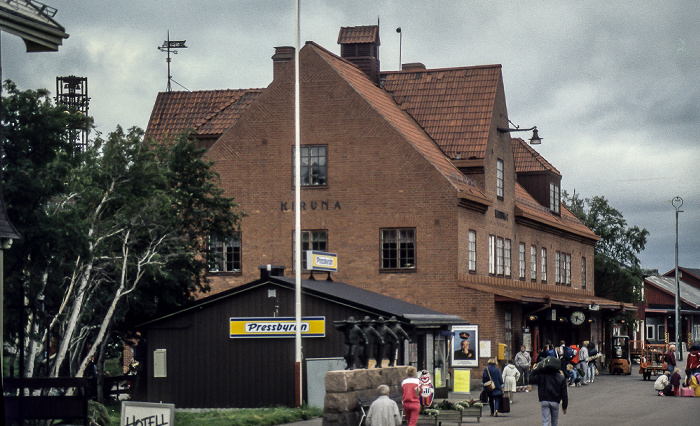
3;377;90;425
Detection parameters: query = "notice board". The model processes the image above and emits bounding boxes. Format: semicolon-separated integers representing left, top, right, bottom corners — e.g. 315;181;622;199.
121;401;175;426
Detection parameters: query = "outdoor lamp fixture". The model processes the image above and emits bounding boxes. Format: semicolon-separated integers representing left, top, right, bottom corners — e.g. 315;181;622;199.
672;196;684;360
497;119;542;145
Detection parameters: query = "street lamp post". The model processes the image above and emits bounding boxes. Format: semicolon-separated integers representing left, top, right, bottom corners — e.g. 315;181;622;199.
672;196;683;360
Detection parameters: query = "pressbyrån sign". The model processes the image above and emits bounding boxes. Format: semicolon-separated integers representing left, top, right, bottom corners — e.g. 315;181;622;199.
306;250;338;272
230;317;326;338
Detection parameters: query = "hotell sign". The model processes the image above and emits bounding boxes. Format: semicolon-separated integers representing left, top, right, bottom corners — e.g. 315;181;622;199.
280;200;342;212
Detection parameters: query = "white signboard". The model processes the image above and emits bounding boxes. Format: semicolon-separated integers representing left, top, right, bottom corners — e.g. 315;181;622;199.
121;401;175;426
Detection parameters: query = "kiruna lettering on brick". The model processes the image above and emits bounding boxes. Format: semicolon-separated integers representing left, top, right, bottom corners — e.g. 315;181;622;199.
280;200;342;212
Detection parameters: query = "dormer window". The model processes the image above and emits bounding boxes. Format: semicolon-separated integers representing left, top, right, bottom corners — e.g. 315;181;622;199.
496;159;504;199
549;182;560;214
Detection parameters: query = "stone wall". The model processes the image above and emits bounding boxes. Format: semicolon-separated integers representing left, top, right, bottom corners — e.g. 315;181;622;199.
323;366;409;426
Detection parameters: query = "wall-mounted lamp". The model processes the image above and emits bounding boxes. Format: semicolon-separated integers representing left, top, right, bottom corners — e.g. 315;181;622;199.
528;315;538;321
497;117;542;144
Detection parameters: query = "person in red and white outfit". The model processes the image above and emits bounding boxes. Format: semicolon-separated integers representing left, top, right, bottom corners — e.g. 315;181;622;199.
402;366;420;426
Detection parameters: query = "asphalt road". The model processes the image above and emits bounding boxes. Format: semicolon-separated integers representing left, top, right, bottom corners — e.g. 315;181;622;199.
287;359;697;426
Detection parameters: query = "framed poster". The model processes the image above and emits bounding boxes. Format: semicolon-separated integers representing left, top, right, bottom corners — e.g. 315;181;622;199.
451;325;478;367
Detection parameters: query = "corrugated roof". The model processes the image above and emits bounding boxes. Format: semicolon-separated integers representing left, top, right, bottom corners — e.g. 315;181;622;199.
145;89;263;141
515;183;599;241
308;42;489;202
380;64;501;160
513;138;561;176
337;25;380;45
645;275;700;309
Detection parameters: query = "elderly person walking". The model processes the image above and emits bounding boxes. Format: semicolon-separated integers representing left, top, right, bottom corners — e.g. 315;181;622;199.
367;384;401;426
514;345;531;386
578;340;590;385
502;359;520;402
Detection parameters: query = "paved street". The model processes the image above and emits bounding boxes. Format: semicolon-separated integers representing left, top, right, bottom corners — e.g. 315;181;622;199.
286;358;697;426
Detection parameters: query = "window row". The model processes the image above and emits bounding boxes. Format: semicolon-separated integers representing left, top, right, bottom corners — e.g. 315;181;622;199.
209;228;417;274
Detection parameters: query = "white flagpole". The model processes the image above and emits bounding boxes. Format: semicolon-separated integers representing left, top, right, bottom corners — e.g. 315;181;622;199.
293;0;303;408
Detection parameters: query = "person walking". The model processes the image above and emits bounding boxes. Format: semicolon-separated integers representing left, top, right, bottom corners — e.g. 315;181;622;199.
665;344;677;374
367;384;402;426
531;356;568;426
514;345;531;386
578;340;590;385
483;358;504;416
401;367;421;426
502;359;520;403
586;341;598;382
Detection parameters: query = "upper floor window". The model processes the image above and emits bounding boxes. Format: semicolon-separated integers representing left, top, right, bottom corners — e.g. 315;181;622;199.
296;145;327;186
518;242;526;279
581;256;587;289
541;247;548;282
496;159;504;199
468;230;477;272
488;235;496;275
555;251;561;284
381;228;415;270
530;245;537;281
496;237;504;276
295;230;328;270
209;233;242;273
504;239;512;277
549;183;560;214
565;253;572;286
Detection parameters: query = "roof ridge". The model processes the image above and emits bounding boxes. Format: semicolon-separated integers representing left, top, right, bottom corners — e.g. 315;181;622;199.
381;63;502;75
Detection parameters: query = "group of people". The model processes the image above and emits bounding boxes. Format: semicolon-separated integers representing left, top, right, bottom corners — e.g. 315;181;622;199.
366;366;430;426
653;344;700;397
534;340;600;388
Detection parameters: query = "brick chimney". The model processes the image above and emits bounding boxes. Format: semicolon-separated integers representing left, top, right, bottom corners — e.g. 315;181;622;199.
338;25;380;84
259;264;285;279
272;46;294;80
402;62;426;71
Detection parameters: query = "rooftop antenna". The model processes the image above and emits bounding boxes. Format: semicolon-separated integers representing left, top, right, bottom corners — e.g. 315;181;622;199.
158;30;187;92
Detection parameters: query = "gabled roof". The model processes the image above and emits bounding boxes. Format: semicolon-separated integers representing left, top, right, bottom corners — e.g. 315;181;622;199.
513;138;561;176
663;267;700;282
337;25;380;45
141;274;465;327
515;183;599;241
308;42;489;203
145;89;263;141
645;275;700;309
380;64;501;160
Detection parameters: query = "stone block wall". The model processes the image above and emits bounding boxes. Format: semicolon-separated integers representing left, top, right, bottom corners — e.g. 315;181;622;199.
323;366;409;426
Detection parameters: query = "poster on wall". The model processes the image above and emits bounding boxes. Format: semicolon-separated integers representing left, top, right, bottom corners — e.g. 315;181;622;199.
451;325;478;367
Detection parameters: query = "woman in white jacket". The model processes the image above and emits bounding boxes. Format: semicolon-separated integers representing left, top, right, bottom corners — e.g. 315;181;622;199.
502;359;521;402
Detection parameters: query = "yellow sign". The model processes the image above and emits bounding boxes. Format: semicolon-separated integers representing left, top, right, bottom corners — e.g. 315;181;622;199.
453;369;471;393
230;317;325;338
306;251;338;272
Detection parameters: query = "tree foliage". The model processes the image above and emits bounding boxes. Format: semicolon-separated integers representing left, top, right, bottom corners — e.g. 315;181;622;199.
563;191;649;303
2;81;243;380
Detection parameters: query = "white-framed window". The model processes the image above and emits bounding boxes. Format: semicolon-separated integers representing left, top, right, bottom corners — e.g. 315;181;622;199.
489;235;496;275
549;183;560;214
468;230;477;272
530;245;537;281
694;324;700;343
565;253;571;285
381;228;415;270
504;239;511;277
581;257;587;289
555;251;560;284
496;237;504;276
209;233;242;273
646;324;656;341
496;159;504;199
518;243;526;279
541;247;547;282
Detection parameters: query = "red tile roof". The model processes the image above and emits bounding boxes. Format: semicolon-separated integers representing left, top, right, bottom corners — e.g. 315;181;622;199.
145;89;263;141
337;25;380;45
512;138;561;176
309;42;488;203
515;183;599;241
380;64;501;160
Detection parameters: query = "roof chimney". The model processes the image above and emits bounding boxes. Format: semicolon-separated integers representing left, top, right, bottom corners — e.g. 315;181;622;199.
402;62;426;71
259;264;286;279
338;25;380;84
272;46;294;80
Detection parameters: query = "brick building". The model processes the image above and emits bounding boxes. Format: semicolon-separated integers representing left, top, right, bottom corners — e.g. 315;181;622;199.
146;25;634;383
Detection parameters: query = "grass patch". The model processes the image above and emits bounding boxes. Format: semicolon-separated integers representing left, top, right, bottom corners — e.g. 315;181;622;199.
105;401;323;426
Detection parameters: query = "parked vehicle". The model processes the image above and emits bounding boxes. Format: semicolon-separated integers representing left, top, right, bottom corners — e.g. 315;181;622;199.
639;343;669;380
609;335;631;375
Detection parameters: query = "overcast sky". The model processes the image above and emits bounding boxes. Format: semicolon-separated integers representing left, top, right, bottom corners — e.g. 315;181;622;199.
3;0;698;274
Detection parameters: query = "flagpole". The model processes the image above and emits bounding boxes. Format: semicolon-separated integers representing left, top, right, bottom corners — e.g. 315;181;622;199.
293;0;303;408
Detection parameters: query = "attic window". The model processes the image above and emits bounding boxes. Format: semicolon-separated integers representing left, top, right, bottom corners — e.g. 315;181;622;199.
549;183;560;214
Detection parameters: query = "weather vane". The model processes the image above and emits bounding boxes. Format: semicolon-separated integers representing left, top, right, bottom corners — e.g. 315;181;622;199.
158;30;187;92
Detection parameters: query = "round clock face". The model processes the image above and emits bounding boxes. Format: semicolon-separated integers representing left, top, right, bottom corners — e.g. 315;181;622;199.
570;311;586;325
